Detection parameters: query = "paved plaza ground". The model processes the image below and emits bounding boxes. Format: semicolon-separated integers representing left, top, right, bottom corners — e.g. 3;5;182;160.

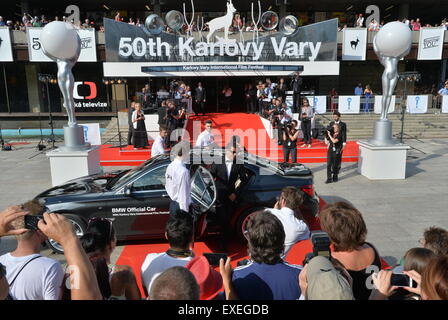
0;138;447;266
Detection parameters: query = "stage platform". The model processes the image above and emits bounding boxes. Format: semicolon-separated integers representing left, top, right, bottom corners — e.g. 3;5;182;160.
100;113;359;166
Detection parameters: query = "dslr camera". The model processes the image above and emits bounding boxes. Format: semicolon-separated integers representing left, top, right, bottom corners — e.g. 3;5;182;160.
302;231;332;265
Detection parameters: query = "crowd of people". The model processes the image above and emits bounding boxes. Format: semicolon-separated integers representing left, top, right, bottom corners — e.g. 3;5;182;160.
1;197;447;301
3;10;447;34
338;14;448;31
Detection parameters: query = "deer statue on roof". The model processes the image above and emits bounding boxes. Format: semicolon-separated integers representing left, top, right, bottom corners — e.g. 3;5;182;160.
206;0;237;43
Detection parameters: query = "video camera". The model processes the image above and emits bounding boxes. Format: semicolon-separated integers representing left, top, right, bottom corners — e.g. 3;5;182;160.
302;231;332;265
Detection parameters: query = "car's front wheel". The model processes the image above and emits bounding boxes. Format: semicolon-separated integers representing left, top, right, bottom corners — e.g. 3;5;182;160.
45;214;87;254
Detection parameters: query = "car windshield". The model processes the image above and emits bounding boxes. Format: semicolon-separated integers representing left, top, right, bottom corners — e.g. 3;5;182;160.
107;158;160;190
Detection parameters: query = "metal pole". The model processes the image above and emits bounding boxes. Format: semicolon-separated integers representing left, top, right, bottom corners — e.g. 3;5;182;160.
3;65;11;113
46;79;56;148
400;79;407;143
112;83;122;148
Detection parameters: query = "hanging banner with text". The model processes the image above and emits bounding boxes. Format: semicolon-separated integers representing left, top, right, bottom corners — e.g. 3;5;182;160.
442;96;448;113
305;95;327;114
417;28;445;60
406;95;428;113
342;28;367;61
338;96;360;114
27;28;97;62
374;95;396;114
0;27;13;62
104;17;338;64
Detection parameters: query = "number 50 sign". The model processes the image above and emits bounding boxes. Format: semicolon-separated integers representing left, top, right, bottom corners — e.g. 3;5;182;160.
26;27;97;62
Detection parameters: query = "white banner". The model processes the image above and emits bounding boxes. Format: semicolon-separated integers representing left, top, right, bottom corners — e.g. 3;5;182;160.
406;95;428;113
0;27;13;62
305;95;327;114
442;96;448;113
27;28;97;62
342;28;367;61
79;123;101;145
418;28;445;60
374;95;396;114
338;96;360;114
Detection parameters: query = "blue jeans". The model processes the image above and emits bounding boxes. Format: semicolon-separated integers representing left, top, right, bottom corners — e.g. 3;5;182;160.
283;147;297;163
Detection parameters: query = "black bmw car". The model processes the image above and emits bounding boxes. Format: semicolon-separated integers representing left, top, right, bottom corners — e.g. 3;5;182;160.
35;150;323;253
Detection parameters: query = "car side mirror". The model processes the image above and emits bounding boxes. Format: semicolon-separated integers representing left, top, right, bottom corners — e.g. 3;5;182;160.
124;184;133;196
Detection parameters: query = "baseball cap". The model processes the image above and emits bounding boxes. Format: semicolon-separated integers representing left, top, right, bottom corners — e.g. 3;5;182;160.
305;256;354;300
185;256;223;300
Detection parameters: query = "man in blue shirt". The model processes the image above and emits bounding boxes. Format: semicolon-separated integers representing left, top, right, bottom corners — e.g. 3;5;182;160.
438;81;448;96
232;211;302;300
354;83;363;96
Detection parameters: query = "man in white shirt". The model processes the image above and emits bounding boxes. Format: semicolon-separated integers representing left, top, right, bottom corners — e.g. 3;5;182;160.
195;120;214;148
268;187;310;257
165;141;191;214
0;200;64;300
151;125;168;158
141;212;194;296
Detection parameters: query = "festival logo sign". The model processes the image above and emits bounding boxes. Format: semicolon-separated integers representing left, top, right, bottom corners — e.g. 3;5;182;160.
342;28;367;61
27;28;97;62
0;27;13;62
104;1;337;65
417;28;445;60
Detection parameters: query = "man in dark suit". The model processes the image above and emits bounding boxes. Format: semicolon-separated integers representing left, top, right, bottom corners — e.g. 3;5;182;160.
127;101;135;146
290;71;303;115
209;141;248;249
327;111;347;179
194;82;206;115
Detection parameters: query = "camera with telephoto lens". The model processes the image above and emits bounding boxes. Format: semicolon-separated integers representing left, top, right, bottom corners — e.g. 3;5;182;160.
302;231;332;265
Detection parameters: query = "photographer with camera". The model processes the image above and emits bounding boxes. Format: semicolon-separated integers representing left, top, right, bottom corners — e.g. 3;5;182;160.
283;120;299;163
269;187;310;257
300;98;314;148
0;203;102;300
0;201;64;300
276;102;293;146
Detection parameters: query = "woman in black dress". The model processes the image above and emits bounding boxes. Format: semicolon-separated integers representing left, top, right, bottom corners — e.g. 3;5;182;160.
132;102;149;149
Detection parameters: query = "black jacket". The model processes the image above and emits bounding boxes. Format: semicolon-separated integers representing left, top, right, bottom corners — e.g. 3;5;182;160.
290;76;303;93
127;107;134;127
329;121;347;143
209;158;248;202
195;87;206;102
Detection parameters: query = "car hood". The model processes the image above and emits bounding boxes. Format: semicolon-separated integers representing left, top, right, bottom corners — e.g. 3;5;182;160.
35;170;125;201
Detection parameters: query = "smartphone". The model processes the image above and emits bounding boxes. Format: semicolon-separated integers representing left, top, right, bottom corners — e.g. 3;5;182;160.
391;273;417;288
203;253;228;267
24;215;43;231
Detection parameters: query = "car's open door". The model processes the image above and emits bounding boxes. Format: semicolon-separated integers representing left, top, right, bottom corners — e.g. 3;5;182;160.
190;166;217;237
190;165;217;212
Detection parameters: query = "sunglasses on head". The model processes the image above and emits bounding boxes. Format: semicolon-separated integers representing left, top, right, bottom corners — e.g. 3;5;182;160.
88;217;114;241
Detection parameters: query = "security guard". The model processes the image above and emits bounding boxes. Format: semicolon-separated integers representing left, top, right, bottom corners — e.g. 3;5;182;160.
325;123;343;184
165;141;191;214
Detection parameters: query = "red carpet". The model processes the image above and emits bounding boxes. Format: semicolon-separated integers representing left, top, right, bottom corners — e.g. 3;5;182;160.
100;113;359;166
